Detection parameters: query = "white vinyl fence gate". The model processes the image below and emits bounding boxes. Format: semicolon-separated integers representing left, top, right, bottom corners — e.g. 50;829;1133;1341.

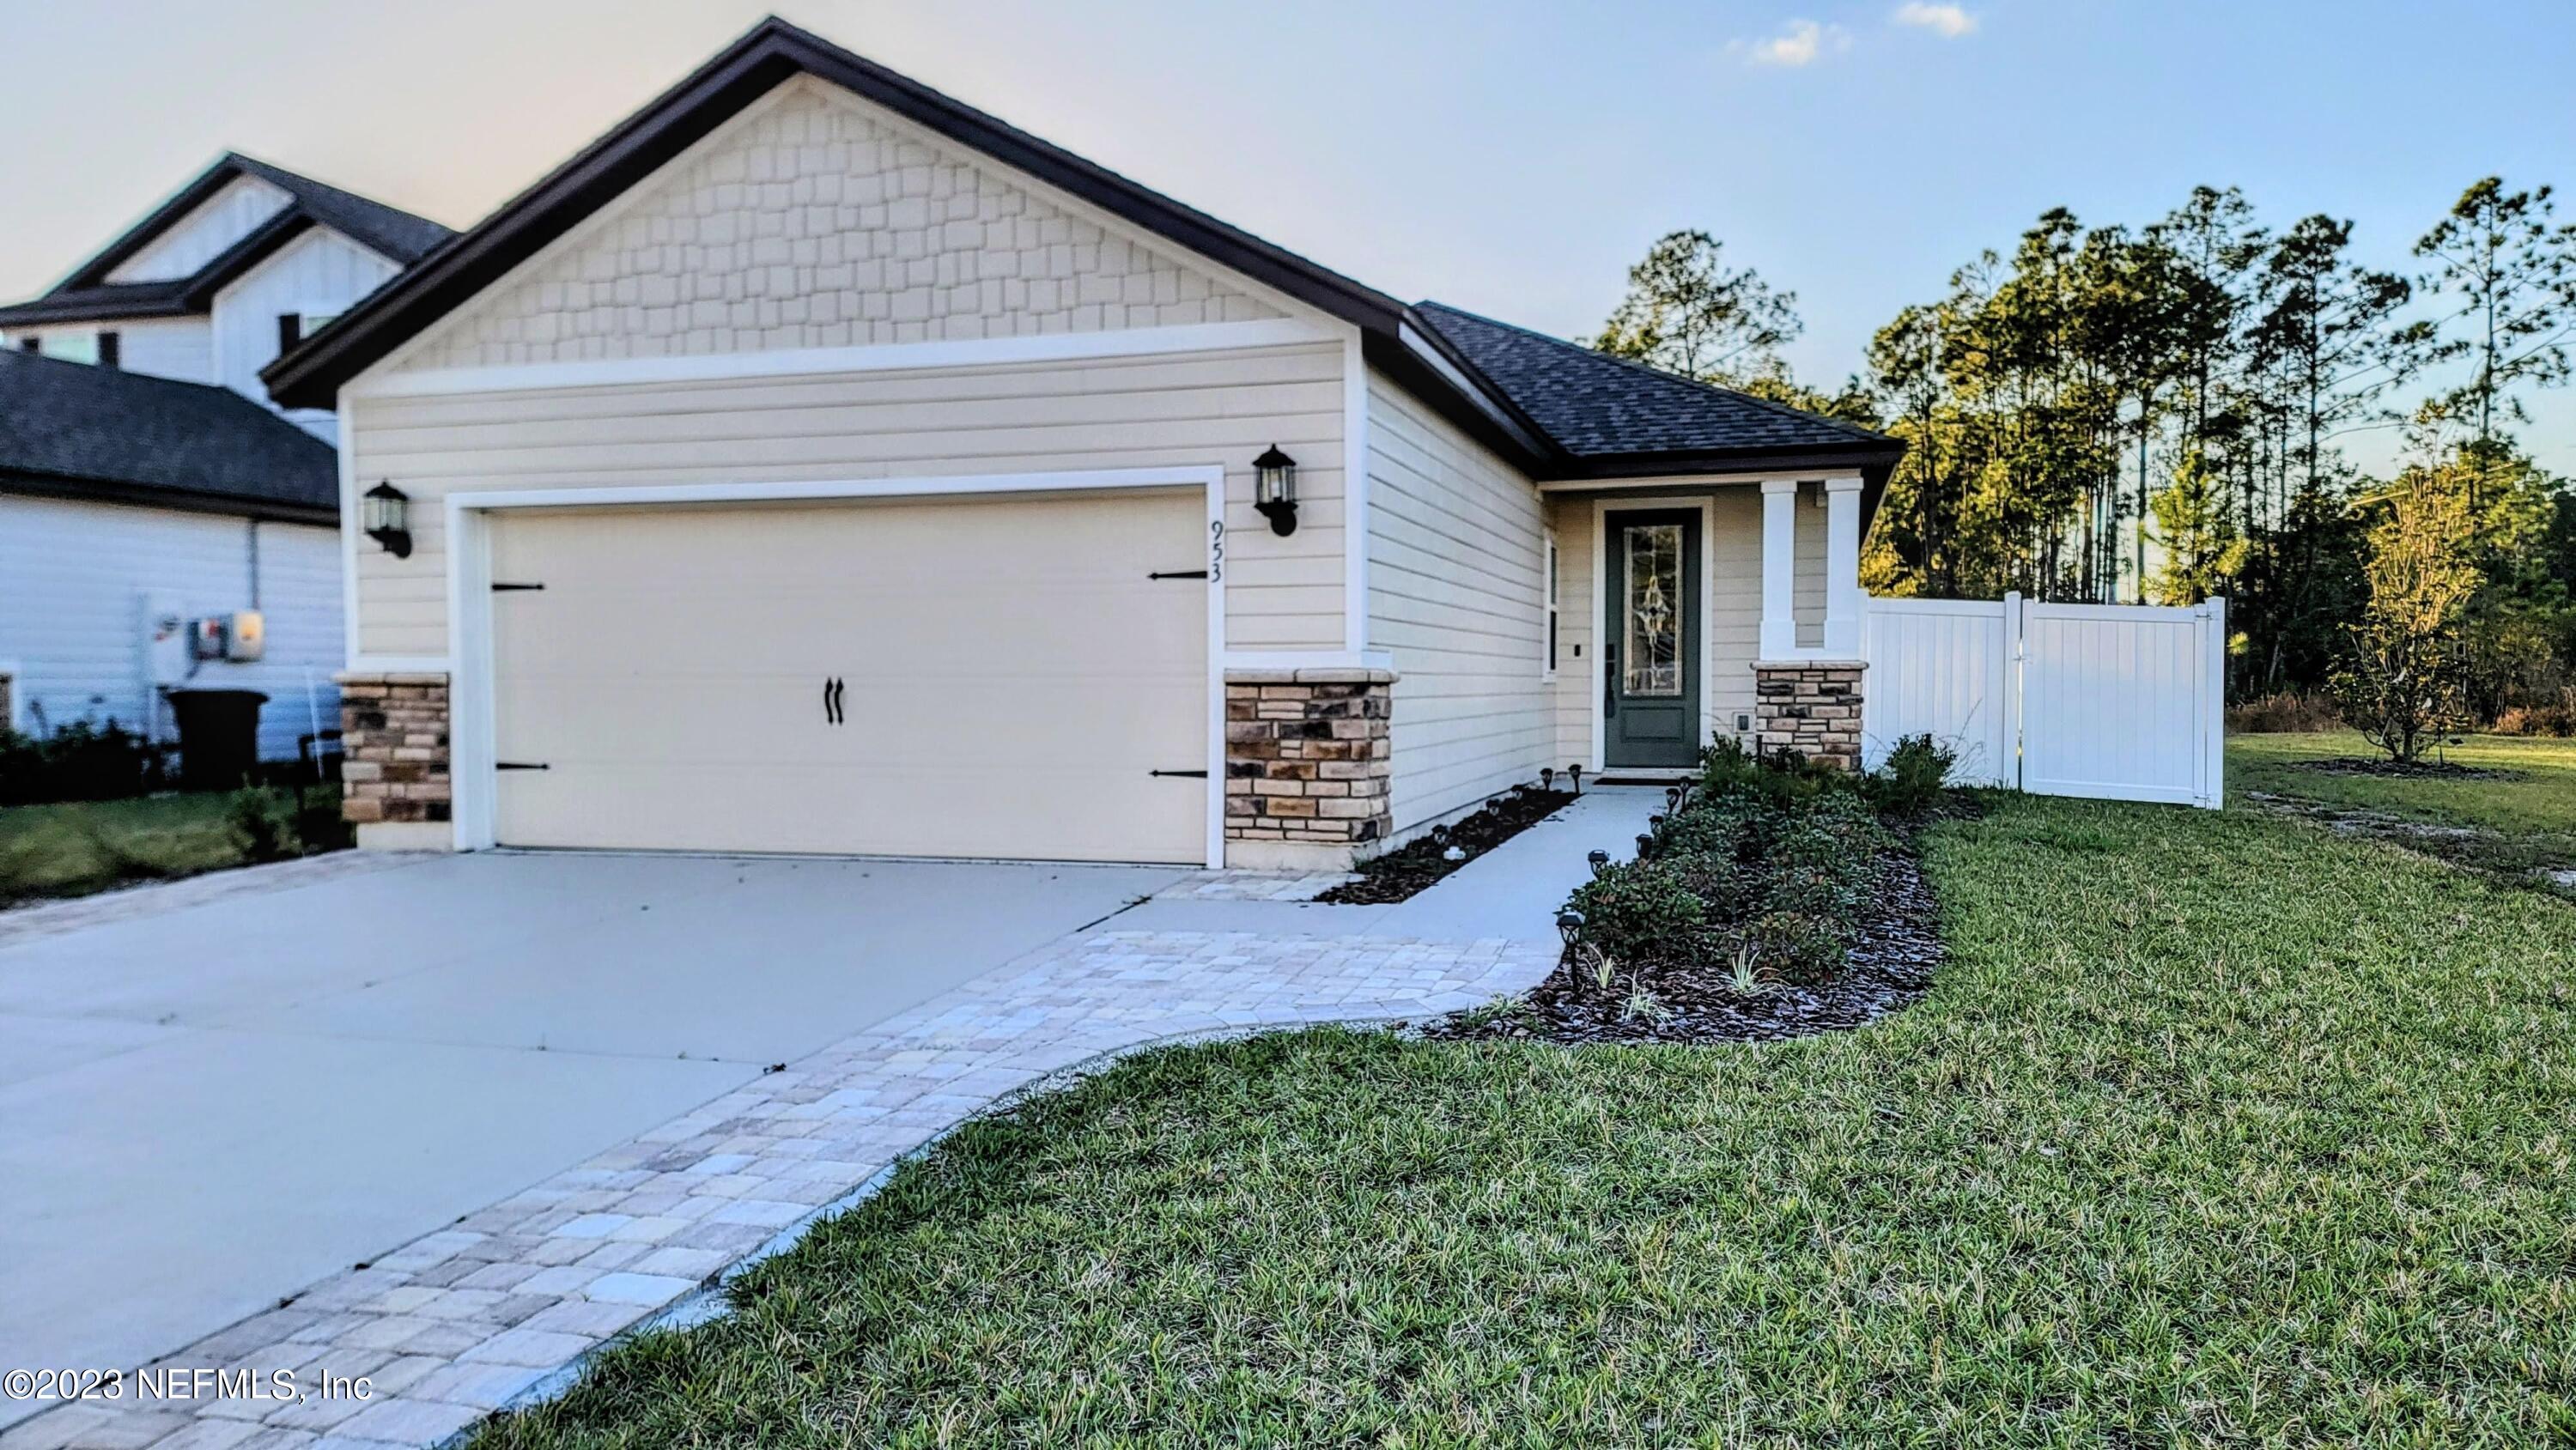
1861;593;2227;808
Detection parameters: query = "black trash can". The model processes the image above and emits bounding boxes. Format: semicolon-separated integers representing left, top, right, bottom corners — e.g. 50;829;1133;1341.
169;689;268;791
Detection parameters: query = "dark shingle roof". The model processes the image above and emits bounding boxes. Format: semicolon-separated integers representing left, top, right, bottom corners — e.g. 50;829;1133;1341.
1413;302;1892;462
260;16;1898;488
0;350;336;520
230;155;453;265
0;155;450;329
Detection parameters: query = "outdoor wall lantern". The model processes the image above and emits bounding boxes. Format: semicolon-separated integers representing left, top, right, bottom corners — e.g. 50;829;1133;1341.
362;482;412;559
1252;445;1298;536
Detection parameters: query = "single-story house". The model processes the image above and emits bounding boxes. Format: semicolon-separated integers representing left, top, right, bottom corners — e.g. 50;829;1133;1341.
262;16;1905;867
0;155;452;760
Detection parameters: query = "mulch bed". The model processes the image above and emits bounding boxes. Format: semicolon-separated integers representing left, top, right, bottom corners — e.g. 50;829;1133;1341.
1423;827;1951;1047
2291;756;2525;781
1315;787;1578;905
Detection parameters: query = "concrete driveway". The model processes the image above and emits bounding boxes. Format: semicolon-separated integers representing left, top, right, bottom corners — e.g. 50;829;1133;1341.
0;851;1182;1386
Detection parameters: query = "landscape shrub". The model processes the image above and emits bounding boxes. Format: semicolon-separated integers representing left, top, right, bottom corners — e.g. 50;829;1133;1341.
1567;736;1947;983
2227;692;2342;733
1695;738;1845;810
1662;847;1763;922
1564;858;1705;964
2494;689;2576;737
1650;798;1765;862
0;722;159;806
1734;907;1847;984
228;788;296;864
1863;733;1957;815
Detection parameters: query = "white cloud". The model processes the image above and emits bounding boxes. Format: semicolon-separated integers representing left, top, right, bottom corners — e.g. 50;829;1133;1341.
1731;18;1852;68
1893;2;1978;38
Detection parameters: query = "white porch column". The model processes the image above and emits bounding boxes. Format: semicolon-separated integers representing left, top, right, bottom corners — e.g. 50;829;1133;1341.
1759;478;1799;658
1822;476;1864;658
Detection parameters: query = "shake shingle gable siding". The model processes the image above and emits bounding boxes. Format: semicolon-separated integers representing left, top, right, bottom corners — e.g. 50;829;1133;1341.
251;15;1898;489
1411;302;1891;460
0;350;336;521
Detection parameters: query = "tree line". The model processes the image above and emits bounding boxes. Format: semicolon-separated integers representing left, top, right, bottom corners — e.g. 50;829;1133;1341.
1594;179;2576;750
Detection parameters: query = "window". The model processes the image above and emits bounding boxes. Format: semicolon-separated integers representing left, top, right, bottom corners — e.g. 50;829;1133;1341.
1622;523;1683;696
1542;531;1560;677
16;337;38;355
276;314;301;353
96;331;120;369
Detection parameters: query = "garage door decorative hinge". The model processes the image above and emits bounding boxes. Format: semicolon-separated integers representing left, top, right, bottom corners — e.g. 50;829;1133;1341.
491;581;545;592
495;761;550;771
1146;569;1210;580
1149;768;1208;778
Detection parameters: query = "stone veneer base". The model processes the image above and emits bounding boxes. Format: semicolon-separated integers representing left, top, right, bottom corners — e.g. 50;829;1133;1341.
1752;659;1866;771
337;672;453;831
1224;667;1394;869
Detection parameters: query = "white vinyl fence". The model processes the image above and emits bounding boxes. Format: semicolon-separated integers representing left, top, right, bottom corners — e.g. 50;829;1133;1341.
1861;592;2227;808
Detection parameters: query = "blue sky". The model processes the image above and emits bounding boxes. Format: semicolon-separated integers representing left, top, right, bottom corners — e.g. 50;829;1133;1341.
6;0;2571;472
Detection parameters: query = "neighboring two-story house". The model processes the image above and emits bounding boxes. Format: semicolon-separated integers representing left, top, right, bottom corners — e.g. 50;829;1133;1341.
0;155;450;762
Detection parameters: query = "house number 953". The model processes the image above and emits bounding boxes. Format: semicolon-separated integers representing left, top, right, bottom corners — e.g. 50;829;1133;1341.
1209;519;1224;582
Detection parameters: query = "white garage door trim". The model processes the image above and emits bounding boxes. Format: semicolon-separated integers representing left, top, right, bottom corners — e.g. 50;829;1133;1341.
443;464;1229;866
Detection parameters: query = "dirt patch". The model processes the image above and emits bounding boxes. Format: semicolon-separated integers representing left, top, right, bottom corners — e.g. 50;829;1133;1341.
2289;756;2526;782
2245;792;2576;893
1423;839;1947;1047
1315;787;1578;905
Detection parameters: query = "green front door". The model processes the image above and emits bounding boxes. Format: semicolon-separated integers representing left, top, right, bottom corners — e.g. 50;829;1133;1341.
1603;509;1701;769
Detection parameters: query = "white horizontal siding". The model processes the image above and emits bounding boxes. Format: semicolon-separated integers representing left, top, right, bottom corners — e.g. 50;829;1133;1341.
347;342;1346;658
114;319;217;385
1364;372;1553;834
0;495;342;761
105;176;292;283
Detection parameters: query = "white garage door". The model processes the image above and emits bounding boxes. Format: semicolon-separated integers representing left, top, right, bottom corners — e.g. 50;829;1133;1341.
483;489;1209;863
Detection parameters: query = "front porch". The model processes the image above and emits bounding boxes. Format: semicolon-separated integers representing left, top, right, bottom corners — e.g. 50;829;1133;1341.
1544;474;1868;774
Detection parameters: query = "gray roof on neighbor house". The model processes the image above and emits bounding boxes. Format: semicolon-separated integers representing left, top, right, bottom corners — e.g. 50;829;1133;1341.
0;155;452;329
1412;302;1895;464
0;350;337;522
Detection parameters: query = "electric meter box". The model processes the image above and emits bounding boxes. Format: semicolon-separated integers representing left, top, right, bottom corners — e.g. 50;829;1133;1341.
185;610;267;663
225;610;264;662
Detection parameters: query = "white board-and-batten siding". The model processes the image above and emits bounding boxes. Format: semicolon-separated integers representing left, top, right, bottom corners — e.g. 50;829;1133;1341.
104;176;293;284
0;494;341;760
213;229;403;439
346;342;1348;659
1363;373;1555;834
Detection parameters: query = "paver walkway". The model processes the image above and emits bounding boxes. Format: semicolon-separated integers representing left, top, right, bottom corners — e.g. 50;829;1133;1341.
3;929;1555;1449
4;791;1654;1449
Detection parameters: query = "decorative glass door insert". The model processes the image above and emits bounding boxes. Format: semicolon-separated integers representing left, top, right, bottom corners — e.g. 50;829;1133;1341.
1622;523;1683;696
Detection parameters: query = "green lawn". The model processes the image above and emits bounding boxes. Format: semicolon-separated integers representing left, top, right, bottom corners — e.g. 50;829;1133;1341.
2232;731;2576;877
0;788;336;907
477;794;2576;1447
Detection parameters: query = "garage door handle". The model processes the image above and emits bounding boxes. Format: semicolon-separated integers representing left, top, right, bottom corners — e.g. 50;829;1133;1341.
1148;569;1210;580
1150;769;1208;778
823;676;844;725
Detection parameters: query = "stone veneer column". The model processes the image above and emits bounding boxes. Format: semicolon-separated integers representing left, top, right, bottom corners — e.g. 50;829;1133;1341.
1753;661;1866;772
1224;667;1394;869
337;672;452;846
